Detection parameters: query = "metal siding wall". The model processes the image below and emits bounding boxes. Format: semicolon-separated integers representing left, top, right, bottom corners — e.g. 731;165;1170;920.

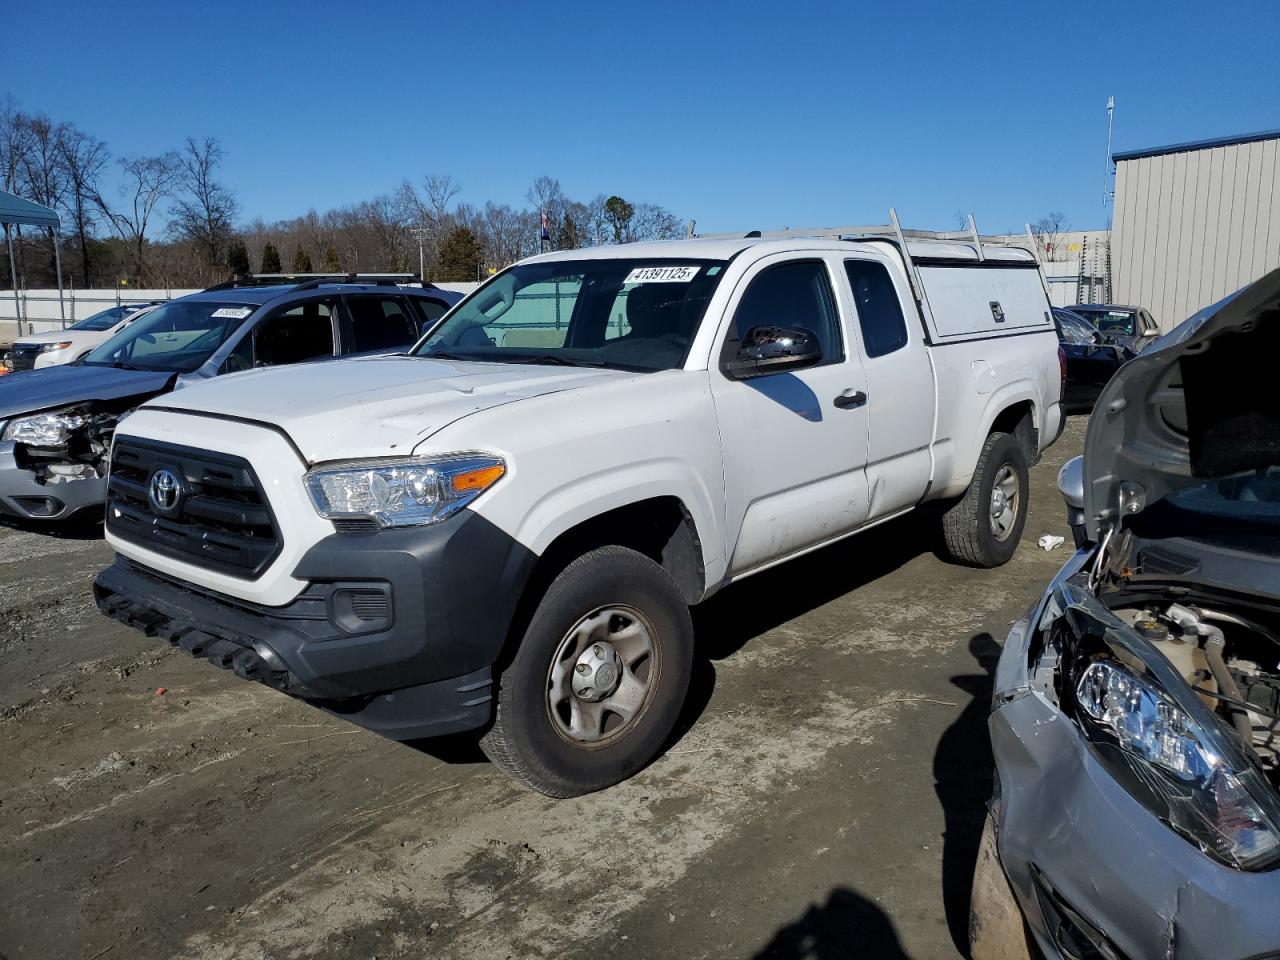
1115;135;1280;331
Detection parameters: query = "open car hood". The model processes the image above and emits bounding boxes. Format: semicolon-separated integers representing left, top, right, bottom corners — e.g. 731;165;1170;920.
1083;268;1280;540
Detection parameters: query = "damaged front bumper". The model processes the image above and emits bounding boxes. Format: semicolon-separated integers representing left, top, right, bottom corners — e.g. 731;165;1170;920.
989;550;1280;960
0;440;106;520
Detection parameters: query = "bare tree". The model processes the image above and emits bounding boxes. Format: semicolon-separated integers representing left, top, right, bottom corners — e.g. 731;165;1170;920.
170;137;239;276
98;153;179;282
422;173;461;227
1031;212;1070;261
57;125;110;283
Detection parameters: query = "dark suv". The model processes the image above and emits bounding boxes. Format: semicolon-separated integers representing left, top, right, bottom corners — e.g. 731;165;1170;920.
0;274;462;522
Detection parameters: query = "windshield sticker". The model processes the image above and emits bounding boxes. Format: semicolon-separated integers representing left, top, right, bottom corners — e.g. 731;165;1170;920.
211;307;253;320
624;265;700;284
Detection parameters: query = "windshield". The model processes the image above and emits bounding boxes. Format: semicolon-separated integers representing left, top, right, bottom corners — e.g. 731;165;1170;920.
1074;307;1136;336
82;300;256;372
413;258;728;372
69;305;141;332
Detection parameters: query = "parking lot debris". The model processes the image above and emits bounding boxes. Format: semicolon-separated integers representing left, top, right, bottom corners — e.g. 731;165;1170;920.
1037;534;1065;551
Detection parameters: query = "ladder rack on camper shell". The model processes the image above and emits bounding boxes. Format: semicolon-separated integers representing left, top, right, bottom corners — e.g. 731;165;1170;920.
698;208;1048;322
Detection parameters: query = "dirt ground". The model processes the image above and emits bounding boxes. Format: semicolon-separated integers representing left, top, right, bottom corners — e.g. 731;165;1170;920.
0;419;1086;960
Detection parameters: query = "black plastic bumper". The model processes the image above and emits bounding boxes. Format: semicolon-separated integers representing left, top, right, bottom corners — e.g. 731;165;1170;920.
94;510;537;740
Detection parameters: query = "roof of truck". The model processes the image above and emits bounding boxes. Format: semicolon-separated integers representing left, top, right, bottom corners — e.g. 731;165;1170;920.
525;235;1038;265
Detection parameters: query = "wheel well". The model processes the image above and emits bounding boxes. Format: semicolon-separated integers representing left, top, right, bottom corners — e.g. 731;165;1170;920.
529;496;705;606
990;401;1037;463
494;498;705;676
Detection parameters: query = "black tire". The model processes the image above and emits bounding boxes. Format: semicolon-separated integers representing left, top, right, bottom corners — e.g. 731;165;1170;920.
480;545;693;797
969;813;1035;960
941;431;1029;568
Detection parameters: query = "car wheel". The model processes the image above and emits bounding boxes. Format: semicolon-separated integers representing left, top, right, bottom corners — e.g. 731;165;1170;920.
480;545;694;797
941;431;1029;568
969;813;1035;960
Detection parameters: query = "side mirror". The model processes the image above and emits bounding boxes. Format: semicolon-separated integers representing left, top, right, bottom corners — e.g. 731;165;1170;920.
1057;456;1089;547
725;325;822;379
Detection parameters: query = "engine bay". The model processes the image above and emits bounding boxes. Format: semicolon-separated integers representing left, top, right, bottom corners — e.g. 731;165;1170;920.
10;401;136;487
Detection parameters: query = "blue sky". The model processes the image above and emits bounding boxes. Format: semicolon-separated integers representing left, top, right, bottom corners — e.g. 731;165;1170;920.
4;0;1277;234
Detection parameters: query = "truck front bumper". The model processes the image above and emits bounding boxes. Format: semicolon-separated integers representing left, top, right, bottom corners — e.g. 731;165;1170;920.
0;440;105;520
94;510;538;741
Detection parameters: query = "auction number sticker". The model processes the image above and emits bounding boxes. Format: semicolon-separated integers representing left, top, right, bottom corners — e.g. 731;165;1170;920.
211;307;254;319
624;265;700;284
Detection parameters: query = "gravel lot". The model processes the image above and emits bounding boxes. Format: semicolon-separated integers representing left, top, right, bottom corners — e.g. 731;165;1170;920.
0;418;1086;960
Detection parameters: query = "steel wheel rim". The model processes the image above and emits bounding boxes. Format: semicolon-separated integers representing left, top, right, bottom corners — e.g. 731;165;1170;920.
989;463;1020;542
546;604;659;747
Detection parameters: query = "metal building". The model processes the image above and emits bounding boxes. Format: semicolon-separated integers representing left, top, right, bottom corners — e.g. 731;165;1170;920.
1111;129;1280;331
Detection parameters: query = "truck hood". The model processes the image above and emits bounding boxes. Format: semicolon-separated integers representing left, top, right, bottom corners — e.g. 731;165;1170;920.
146;355;630;463
0;363;175;420
1083;267;1280;539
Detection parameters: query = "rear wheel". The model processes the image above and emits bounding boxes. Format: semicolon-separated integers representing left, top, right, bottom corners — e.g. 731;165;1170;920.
969;813;1035;960
480;545;693;797
941;431;1029;568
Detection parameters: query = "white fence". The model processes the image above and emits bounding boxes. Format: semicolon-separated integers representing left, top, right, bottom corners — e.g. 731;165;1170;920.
0;283;480;342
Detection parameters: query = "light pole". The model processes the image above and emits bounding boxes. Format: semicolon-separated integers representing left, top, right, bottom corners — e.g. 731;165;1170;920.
409;227;430;282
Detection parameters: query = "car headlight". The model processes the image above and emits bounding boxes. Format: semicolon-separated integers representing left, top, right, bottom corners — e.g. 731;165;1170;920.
1075;658;1280;869
38;341;73;353
305;454;505;528
1;408;88;447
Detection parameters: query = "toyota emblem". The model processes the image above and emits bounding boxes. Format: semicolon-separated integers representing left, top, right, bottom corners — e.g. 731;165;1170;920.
148;468;184;516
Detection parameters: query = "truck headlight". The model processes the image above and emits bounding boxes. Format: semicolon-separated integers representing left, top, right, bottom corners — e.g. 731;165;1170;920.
305;454;505;528
1076;659;1280;869
1;408;88;447
38;341;74;353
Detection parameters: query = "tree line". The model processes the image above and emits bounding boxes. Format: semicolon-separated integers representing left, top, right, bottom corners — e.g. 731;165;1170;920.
1;99;683;290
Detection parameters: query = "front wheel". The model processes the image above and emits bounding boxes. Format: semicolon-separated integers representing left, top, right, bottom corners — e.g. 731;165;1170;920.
480;545;694;797
941;431;1029;568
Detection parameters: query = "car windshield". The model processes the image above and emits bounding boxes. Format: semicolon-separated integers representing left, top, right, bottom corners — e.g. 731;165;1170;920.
1075;307;1136;336
413;258;729;372
1167;468;1280;520
68;305;139;332
82;300;256;372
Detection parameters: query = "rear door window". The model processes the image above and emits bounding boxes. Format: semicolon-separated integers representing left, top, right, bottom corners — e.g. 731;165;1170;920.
252;298;338;366
844;260;909;357
343;296;419;353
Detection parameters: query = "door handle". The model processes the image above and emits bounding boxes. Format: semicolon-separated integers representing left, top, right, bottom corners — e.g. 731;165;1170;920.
833;390;867;409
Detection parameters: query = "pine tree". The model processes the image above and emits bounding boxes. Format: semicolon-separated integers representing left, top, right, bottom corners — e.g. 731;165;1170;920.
556;214;580;251
260;242;282;273
436;226;484;281
290;247;313;272
225;239;250;277
321;243;341;272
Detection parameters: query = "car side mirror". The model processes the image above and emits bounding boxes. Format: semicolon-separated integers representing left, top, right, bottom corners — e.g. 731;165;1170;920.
725;325;822;379
1057;456;1089;547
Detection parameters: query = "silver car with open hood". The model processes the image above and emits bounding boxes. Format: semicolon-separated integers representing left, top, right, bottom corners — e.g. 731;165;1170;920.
971;268;1280;960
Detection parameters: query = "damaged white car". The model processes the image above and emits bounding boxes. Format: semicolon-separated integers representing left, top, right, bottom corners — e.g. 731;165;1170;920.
972;268;1280;960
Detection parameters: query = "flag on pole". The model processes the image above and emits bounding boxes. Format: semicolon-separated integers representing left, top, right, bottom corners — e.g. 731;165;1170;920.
540;207;550;251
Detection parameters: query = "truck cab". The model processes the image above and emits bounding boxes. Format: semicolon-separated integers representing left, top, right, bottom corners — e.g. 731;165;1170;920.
95;231;1062;797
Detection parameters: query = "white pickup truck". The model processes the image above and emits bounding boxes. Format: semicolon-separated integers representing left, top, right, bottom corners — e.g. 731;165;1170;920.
95;228;1063;796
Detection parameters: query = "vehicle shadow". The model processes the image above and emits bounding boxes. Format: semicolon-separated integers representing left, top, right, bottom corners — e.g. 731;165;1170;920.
693;507;943;662
752;886;913;959
933;632;1000;957
0;512;103;539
